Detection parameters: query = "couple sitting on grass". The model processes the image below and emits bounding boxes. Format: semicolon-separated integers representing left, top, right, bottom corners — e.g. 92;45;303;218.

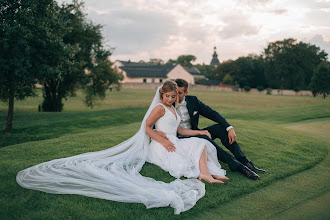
17;79;265;214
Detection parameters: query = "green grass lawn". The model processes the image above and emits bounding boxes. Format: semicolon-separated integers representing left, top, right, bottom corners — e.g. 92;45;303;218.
0;88;329;219
194;119;330;220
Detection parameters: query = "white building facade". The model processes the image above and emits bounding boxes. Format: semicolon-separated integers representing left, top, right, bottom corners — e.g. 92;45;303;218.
112;60;205;85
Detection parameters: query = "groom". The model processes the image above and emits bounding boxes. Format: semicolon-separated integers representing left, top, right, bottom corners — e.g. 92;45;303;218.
174;78;265;180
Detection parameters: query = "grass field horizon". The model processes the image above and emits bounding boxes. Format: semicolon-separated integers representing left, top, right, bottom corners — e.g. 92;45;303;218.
0;88;329;219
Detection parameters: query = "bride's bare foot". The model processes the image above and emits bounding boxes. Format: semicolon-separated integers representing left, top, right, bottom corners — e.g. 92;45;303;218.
198;173;224;184
212;175;229;182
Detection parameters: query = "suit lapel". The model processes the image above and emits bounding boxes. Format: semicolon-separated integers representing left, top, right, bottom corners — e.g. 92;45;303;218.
185;96;194;120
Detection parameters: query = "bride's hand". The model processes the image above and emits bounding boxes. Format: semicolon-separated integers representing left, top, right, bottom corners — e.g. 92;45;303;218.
161;139;176;152
199;130;212;139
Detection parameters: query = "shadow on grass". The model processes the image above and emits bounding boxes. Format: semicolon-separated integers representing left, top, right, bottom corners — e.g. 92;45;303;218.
0;107;148;148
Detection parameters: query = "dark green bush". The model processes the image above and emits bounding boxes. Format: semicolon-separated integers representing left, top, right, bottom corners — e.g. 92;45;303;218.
266;88;272;95
244;86;251;92
257;86;264;92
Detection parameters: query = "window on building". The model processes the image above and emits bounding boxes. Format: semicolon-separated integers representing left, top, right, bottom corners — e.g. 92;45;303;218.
143;78;147;83
159;79;163;83
152;78;155;83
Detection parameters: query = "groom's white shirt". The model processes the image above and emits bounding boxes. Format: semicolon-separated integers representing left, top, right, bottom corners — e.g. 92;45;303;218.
176;97;192;129
177;97;233;131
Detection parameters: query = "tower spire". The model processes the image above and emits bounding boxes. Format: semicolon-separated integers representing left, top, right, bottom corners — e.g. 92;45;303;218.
210;45;220;66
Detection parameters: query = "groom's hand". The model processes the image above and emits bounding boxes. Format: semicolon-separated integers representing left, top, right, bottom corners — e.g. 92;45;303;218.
228;128;237;145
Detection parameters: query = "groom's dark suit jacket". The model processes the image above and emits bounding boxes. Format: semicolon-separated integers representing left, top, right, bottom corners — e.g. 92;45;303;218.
184;95;231;130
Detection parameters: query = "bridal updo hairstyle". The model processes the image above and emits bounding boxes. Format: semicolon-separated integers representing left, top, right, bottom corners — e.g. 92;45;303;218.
159;80;178;103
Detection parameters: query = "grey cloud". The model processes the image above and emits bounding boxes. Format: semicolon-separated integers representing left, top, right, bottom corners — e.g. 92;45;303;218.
268;9;288;15
305;8;330;27
175;18;212;43
233;0;273;8
82;0;123;9
76;0;329;63
290;0;330;10
218;15;260;39
183;27;210;42
309;35;330;59
87;8;179;55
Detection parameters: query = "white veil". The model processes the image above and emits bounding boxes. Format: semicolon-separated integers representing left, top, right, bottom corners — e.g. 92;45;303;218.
16;86;205;214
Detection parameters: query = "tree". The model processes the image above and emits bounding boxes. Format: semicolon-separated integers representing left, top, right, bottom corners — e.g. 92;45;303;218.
230;56;254;87
176;55;196;67
211;59;236;81
148;58;164;65
166;59;177;66
194;64;215;79
235;55;266;88
40;1;122;111
211;55;266;88
263;38;328;90
0;0;58;131
222;74;233;85
249;54;266;88
0;0;121;132
310;62;330;98
36;1;78;112
165;54;196;67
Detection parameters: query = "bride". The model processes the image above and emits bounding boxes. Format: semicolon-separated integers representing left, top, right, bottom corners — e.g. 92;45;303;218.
146;80;228;183
16;80;228;214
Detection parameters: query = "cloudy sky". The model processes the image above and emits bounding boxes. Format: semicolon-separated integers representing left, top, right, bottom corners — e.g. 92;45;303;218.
60;0;330;64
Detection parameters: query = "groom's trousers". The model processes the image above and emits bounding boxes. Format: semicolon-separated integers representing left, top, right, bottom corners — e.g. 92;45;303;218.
197;123;249;171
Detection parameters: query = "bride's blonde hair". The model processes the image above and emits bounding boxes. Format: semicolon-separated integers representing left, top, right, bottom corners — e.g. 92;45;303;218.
159;80;179;106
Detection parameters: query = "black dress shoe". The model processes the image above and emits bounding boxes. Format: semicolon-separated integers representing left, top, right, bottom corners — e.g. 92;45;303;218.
239;166;260;180
245;161;266;173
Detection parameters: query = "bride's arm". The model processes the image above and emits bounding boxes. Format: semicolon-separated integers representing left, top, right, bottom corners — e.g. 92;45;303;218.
177;125;212;139
146;106;176;152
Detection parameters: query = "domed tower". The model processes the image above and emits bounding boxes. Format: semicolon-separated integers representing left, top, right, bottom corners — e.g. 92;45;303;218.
210;46;220;67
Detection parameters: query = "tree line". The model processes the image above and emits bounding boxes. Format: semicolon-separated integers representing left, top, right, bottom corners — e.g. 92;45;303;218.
141;39;329;98
203;39;329;96
0;0;122;132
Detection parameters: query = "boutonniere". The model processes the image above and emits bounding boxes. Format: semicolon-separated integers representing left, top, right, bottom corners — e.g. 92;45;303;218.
193;111;198;116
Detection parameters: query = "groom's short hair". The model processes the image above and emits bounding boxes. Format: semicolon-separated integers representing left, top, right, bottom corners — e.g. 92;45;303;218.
175;79;188;92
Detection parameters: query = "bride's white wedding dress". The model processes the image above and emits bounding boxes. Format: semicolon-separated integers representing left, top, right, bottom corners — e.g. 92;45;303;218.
16;86;226;214
147;103;226;179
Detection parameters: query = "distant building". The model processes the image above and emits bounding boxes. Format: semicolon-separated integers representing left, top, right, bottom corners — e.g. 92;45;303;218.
210;46;220;67
113;60;205;85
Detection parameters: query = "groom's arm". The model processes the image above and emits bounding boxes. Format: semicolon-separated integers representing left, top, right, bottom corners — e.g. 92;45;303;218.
196;97;237;144
197;98;231;129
